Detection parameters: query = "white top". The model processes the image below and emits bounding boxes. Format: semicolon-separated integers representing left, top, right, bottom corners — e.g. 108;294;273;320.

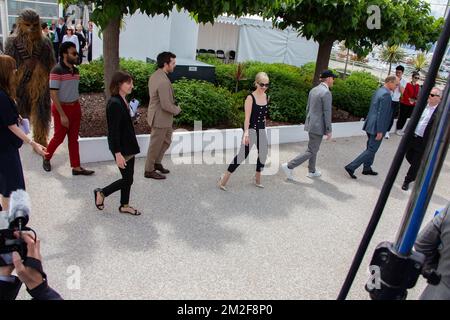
62;35;80;53
392;77;407;102
415;104;438;137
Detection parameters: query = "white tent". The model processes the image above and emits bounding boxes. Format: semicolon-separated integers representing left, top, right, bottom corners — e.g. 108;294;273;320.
197;16;319;66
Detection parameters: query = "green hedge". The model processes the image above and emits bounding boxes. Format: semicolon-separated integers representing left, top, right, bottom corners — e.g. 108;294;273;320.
333;71;380;117
79;58;156;103
173;79;235;127
79;59;380;127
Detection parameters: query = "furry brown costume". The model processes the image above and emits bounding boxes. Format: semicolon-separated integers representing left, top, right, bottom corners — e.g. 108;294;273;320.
5;9;56;146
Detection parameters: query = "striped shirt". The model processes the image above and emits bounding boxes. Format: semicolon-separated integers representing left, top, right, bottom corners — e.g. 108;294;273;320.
49;62;80;103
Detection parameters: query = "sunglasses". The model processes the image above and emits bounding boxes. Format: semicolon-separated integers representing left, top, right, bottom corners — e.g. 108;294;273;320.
429;94;440;97
414;76;420;79
258;83;270;88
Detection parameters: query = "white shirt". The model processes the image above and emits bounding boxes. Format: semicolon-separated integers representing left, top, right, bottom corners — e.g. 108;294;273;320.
415;104;438;137
320;82;329;90
62;35;80;53
392;78;407;102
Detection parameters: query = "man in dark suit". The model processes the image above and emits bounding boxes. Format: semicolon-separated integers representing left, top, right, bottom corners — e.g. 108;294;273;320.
344;76;398;179
56;17;67;61
87;21;93;63
402;87;442;191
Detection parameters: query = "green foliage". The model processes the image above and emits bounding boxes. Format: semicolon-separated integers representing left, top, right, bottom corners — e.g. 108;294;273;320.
79;59;156;102
79;60;105;93
332;71;380;117
119;59;157;103
172;79;234;127
196;54;223;66
268;85;308;123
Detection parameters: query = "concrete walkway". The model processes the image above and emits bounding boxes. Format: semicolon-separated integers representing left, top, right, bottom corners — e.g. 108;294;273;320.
14;134;449;300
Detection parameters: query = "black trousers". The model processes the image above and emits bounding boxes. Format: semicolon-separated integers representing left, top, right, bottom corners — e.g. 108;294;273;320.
388;101;400;132
397;103;414;131
102;155;135;205
405;136;425;183
228;129;268;173
53;42;60;62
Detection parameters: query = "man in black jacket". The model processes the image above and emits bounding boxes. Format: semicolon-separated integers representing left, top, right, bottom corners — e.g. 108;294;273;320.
0;232;62;300
402;87;442;191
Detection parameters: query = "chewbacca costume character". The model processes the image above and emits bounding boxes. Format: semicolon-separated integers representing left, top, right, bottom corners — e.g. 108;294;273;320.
5;9;56;147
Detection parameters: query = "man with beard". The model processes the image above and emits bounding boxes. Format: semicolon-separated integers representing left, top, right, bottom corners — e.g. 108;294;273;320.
43;42;94;176
5;9;56;147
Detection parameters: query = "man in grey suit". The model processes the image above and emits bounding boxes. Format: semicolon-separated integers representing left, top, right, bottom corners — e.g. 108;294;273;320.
281;70;336;180
415;202;450;300
344;76;398;179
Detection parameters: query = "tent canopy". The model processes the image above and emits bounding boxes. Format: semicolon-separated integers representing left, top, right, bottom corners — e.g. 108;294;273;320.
197;15;318;66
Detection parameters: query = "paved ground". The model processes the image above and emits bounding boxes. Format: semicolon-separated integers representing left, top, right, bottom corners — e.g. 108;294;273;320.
13;134;450;300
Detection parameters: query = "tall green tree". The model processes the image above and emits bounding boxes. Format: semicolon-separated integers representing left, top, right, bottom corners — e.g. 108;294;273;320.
265;0;444;85
61;0;285;97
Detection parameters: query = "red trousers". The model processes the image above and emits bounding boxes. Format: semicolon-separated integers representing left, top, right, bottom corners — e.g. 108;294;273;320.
45;101;81;168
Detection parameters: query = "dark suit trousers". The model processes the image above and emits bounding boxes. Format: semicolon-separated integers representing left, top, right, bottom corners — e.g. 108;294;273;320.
405;135;425;183
388;101;400;132
103;156;135;206
347;133;383;172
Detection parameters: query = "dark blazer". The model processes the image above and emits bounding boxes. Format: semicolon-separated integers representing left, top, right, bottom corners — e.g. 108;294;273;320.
106;95;140;156
56;24;67;44
363;86;393;135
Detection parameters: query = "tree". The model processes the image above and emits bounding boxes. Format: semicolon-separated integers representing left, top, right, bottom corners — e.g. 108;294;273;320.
61;0;283;97
380;44;406;75
265;0;444;85
412;52;429;73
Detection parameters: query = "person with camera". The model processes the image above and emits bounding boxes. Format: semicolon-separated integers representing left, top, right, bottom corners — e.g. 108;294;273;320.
0;232;62;300
414;202;450;300
0;55;48;211
94;71;142;216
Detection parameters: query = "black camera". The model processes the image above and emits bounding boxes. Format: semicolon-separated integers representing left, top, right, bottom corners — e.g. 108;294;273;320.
0;190;33;265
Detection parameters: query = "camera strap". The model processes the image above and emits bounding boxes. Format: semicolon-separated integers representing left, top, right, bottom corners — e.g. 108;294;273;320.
23;257;47;282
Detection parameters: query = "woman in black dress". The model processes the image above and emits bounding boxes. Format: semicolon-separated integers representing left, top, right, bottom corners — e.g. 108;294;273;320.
0;55;48;210
94;71;142;215
218;72;270;190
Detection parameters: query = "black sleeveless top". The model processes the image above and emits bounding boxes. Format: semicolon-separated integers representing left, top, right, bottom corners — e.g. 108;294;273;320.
249;93;268;130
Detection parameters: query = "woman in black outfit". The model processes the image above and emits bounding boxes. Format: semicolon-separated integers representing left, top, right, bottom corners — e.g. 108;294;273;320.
0;55;48;210
94;71;142;215
218;72;270;190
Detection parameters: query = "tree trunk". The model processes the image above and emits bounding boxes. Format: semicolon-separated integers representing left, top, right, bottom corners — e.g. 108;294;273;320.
103;18;120;99
343;48;350;79
388;62;392;75
313;39;335;86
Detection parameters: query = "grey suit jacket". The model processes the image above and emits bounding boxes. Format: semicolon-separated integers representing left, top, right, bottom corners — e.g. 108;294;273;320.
363;86;393;135
415;202;450;299
147;68;181;128
304;83;332;135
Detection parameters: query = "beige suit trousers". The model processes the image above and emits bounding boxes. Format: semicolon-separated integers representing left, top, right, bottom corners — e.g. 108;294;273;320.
144;127;173;172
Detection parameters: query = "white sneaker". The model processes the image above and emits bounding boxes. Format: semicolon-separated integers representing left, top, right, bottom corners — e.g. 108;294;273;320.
281;163;294;180
385;132;390;139
307;170;322;178
396;130;404;136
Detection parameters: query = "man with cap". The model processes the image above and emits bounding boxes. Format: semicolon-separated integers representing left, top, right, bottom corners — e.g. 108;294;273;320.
281;70;336;181
344;75;398;179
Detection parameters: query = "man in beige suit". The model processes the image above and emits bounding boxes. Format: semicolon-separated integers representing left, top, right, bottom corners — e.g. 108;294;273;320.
144;52;181;179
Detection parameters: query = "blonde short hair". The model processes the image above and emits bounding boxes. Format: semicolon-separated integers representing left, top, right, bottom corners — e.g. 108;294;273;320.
254;72;269;87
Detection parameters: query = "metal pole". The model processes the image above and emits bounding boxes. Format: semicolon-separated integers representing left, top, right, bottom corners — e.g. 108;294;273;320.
337;13;450;300
394;80;450;255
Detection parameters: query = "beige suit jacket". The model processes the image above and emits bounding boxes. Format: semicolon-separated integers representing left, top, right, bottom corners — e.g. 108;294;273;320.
147;68;181;128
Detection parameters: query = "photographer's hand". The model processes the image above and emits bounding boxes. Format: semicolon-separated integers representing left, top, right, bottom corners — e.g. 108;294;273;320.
12;232;45;290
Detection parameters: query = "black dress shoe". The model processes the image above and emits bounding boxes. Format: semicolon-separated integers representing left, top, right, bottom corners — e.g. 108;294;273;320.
72;168;95;176
362;169;378;176
401;181;410;191
43;159;51;172
155;163;170;174
344;166;357;179
144;170;166;180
